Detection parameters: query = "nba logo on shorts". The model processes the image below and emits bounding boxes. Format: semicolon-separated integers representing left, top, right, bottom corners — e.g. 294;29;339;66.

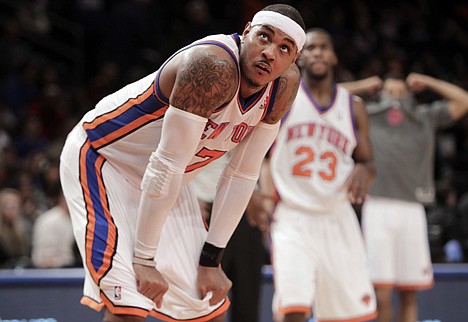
114;286;122;300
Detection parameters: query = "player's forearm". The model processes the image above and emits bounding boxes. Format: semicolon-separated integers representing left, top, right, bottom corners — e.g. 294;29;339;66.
134;106;208;260
258;157;275;197
134;167;184;260
206;167;258;248
359;160;376;185
340;80;368;95
341;76;382;96
425;77;468;102
426;77;468;119
204;122;279;249
408;73;468;114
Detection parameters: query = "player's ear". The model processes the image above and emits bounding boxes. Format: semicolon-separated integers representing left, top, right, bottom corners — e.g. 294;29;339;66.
292;51;301;64
296;52;305;68
242;22;252;37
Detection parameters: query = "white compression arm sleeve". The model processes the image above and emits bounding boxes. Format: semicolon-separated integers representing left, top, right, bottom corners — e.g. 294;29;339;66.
134;106;207;259
207;121;280;247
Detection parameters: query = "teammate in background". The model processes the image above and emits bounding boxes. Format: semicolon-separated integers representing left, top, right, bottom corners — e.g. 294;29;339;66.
343;73;468;322
59;4;305;322
267;28;377;322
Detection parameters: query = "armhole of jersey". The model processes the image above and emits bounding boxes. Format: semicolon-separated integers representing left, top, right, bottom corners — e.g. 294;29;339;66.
154;71;170;105
261;77;281;121
349;93;359;143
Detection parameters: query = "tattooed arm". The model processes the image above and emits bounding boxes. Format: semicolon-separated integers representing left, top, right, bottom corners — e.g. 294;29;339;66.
133;45;238;305
159;45;239;117
262;63;301;124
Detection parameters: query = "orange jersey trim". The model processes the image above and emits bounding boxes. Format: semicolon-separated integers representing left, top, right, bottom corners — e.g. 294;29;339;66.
101;292;150;317
396;278;435;291
373;278;434;290
79;139;118;285
81;292;230;321
278;305;312;316
91;108;167;148
82;84;168;150
81;293;149;318
80;296;105;312
149;297;230;322
317;311;378;322
83;86;154;131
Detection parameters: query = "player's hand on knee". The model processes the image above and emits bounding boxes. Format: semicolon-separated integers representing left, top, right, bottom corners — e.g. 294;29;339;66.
133;263;168;308
197;266;232;305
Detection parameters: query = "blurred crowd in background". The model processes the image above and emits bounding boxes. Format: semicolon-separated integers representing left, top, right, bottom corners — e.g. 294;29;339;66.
0;0;467;268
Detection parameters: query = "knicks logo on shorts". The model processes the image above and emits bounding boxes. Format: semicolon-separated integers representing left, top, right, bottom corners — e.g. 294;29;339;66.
423;266;432;276
361;294;372;306
114;286;122;300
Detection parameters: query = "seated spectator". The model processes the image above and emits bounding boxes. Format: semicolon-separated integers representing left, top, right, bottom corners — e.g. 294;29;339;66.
31;190;77;268
0;188;31;268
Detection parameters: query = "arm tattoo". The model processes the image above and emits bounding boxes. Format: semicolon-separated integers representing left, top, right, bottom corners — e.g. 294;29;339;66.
285;73;301;109
264;65;301;123
172;51;237;117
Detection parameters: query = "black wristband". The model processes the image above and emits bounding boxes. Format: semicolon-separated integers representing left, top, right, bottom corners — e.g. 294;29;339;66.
199;242;225;267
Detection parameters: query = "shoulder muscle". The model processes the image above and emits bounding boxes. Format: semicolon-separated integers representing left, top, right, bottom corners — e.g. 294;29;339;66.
170;46;238;118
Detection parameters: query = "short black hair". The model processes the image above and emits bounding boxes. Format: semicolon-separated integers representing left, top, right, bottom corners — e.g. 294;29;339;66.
261;4;306;31
305;28;335;48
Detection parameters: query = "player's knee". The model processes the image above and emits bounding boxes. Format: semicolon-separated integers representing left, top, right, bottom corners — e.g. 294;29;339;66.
283;312;307;322
376;287;393;304
398;290;417;306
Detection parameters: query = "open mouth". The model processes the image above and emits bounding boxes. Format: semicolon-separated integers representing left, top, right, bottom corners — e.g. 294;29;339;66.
255;62;271;74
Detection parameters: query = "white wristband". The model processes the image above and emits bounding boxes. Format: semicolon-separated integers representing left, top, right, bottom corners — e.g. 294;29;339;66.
132;257;157;268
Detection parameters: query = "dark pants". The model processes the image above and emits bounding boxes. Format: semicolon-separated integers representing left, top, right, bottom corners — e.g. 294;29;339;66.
222;216;266;322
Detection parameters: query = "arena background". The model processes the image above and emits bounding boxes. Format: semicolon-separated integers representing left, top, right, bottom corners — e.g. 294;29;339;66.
0;0;467;321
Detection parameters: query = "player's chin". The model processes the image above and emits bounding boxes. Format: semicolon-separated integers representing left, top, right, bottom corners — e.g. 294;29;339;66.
244;74;267;88
255;70;278;85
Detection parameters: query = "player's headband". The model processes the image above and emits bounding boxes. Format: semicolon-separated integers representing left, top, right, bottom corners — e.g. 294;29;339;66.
251;11;306;52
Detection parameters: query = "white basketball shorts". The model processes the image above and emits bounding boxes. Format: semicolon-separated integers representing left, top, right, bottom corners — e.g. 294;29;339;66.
60;125;229;321
271;202;377;322
362;196;434;290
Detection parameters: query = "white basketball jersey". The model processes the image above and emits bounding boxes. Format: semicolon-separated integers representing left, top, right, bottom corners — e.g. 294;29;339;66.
270;81;357;213
78;33;281;188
